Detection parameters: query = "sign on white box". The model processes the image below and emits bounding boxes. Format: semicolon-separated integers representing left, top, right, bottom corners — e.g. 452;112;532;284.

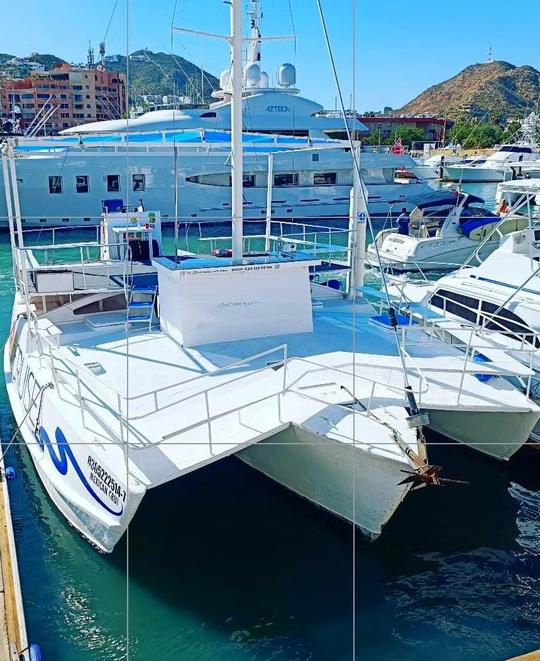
156;260;315;347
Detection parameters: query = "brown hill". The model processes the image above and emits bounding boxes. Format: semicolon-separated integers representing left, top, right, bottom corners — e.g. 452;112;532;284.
397;61;540;118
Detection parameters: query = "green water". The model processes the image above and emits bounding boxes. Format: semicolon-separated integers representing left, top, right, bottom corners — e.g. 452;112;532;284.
3;205;540;659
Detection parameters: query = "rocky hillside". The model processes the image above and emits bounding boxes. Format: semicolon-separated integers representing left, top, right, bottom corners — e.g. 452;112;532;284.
106;50;218;102
398;61;540;118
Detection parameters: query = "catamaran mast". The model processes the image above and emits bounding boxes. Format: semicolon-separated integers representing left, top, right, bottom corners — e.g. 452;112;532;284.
230;0;244;260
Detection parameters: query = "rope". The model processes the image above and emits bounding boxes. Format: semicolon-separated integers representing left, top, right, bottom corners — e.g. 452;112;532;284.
314;0;422;421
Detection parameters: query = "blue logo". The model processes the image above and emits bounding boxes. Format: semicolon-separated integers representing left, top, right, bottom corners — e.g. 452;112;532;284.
266;105;289;112
37;427;124;517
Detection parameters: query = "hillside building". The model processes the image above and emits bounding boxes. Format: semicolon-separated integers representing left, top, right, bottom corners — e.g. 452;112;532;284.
360;115;448;142
0;63;126;134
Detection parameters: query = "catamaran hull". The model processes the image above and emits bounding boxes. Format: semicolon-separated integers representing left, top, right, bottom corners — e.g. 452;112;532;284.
424;408;538;460
237;424;413;539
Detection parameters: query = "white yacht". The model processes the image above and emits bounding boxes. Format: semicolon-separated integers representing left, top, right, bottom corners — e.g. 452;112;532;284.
4;0;539;554
0;130;433;227
412;153;464;180
366;190;527;272
444;114;540;183
0;0;437;229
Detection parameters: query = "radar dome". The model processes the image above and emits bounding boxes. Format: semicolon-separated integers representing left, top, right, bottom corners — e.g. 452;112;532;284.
278;63;296;87
260;71;269;88
219;69;230;90
245;62;261;88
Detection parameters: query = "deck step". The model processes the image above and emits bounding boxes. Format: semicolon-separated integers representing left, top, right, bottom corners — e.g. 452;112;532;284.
131;286;157;294
128;300;154;309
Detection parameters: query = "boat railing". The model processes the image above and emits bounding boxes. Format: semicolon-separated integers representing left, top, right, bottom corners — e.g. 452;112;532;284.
38;325;433;451
398;294;538;398
15;240;136;295
284;354;429;410
40;338;290;445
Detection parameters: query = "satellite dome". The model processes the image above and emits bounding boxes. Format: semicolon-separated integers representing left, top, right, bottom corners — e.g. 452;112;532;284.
245;62;261;88
219;69;230;90
278;63;296;87
260;71;269;88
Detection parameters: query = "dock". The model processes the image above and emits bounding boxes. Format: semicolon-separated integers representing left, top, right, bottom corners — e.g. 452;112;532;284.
0;450;29;660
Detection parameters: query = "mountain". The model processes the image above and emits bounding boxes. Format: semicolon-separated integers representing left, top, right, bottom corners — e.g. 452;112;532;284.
397;61;540;119
0;50;219;103
105;50;219;102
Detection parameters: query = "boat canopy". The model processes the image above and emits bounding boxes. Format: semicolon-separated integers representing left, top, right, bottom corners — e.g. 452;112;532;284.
408;190;485;210
13;129;342;155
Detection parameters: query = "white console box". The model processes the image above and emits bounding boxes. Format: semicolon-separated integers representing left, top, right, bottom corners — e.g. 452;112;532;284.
154;256;318;347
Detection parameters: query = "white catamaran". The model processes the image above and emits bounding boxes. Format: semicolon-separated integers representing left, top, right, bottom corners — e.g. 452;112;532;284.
3;0;539;554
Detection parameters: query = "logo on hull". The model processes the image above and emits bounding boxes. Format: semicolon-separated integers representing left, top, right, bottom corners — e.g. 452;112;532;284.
37;427;124;517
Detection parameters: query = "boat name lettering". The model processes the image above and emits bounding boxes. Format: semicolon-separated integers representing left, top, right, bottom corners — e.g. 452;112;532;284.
87;456;126;505
266;105;289;112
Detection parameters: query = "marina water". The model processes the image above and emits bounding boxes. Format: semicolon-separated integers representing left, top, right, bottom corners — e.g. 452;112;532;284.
3;183;540;660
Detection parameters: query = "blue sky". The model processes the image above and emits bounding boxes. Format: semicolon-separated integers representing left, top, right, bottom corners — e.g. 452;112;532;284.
3;0;540;111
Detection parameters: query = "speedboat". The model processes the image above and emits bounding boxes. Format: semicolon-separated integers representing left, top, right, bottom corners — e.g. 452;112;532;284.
444;114;540;183
366;189;527;272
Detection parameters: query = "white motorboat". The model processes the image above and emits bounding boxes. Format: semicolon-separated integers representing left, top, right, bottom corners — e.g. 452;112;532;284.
412;153;464;180
366;189;527;272
383;193;540;442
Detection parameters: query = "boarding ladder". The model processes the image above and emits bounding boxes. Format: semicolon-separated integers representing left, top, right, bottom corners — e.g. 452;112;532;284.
126;284;158;331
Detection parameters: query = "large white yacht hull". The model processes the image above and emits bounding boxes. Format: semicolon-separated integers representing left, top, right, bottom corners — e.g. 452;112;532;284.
1;147;436;227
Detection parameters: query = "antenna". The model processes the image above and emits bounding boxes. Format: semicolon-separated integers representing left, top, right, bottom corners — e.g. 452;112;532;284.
98;41;106;70
87;42;95;69
487;46;493;63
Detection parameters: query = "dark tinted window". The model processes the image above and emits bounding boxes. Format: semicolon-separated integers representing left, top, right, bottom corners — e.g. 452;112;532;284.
76;175;89;193
429;288;479;323
107;175;120;192
48;175;62;194
274;173;298;187
132;174;146;192
480;300;539;348
314;172;337;185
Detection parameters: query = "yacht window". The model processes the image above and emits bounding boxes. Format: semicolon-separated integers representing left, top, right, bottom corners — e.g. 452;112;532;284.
229;174;255;187
429;288;479;323
479;300;539;348
314;172;337;186
48;176;63;194
199;111;217;118
312;153;320;162
107;175;120;192
274;173;298;187
132;174;146;192
76;175;89;193
500;145;533;154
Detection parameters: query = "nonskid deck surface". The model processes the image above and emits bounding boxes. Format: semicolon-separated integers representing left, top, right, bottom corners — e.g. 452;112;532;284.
50;299;538;416
34;300;456;491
